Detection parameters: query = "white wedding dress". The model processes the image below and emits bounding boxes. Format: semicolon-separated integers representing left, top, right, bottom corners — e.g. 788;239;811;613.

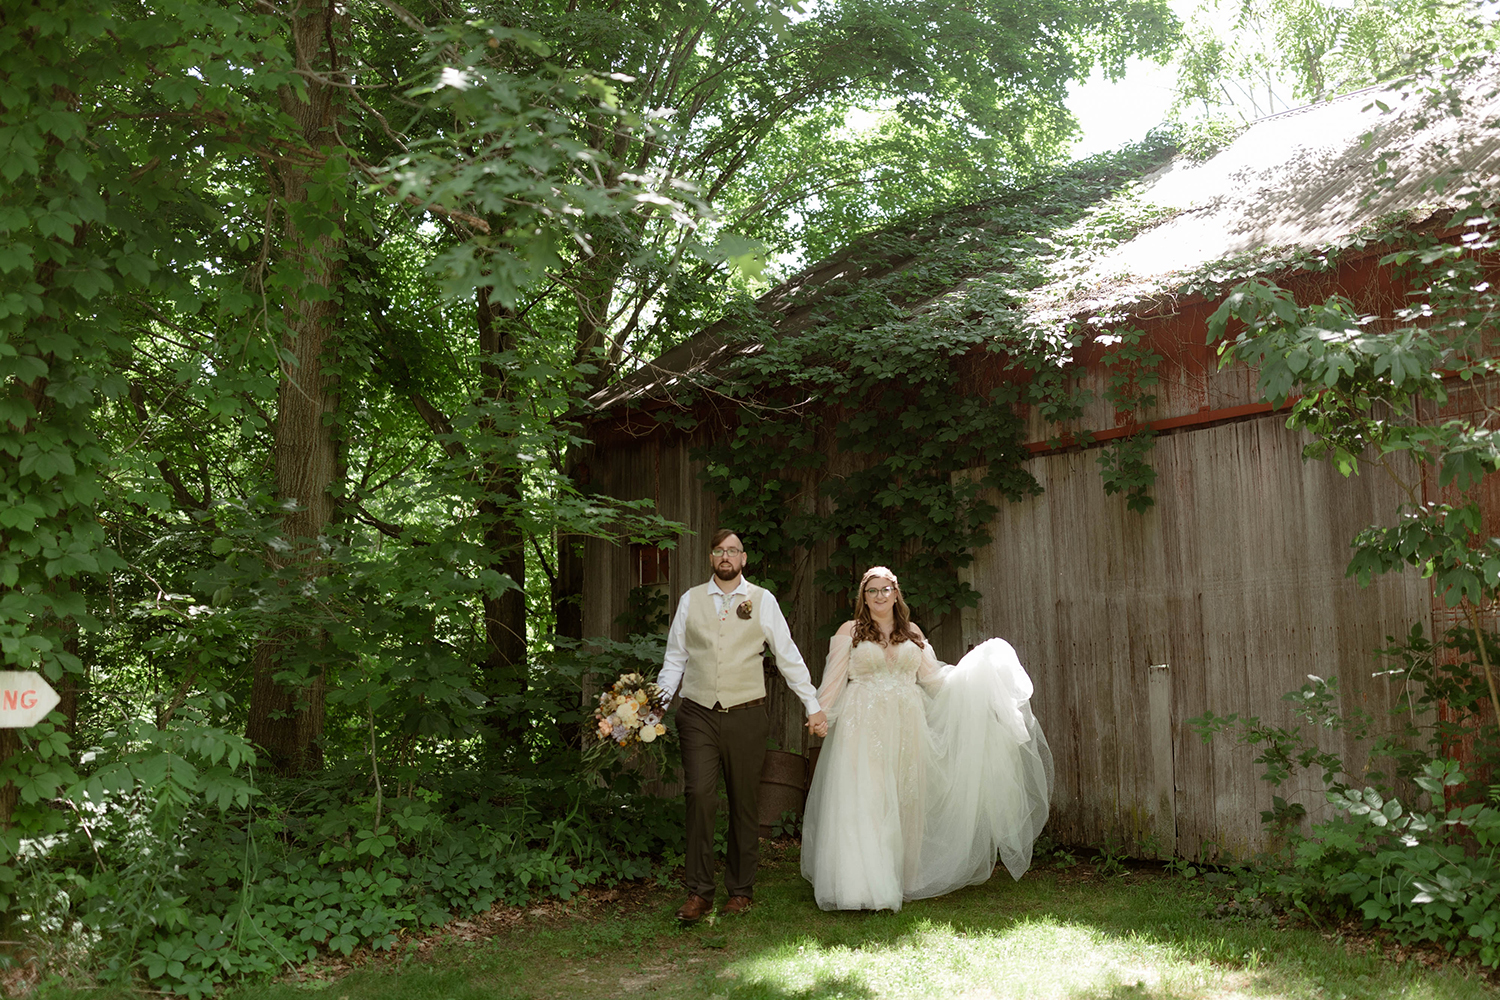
800;636;1053;911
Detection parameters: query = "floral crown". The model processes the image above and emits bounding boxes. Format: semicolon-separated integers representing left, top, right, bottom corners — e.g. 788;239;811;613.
859;566;899;589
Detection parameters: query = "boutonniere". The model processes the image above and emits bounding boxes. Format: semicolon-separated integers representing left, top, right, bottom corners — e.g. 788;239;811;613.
736;599;753;620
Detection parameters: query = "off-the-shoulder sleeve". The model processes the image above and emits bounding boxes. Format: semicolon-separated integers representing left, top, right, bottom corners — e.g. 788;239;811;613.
816;634;853;715
916;640;951;690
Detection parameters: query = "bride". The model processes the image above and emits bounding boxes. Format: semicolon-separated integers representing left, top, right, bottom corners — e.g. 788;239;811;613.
800;566;1053;912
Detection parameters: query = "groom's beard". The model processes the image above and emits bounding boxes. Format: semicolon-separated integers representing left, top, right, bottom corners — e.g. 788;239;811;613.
714;564;738;581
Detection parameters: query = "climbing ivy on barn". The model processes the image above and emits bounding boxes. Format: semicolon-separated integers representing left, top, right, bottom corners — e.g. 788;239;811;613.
1096;326;1164;513
663;126;1500;632
667;140;1181;629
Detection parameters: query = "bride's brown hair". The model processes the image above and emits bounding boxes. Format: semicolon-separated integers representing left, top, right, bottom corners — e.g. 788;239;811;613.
850;567;925;649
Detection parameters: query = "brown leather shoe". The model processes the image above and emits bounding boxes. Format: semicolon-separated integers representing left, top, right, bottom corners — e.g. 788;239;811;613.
722;895;753;915
676;893;712;922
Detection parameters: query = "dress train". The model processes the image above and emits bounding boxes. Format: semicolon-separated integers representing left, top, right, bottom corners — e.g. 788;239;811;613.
800;636;1053;911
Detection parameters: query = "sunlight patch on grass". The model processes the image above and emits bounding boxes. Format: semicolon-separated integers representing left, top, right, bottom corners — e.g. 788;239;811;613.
726;916;1242;1000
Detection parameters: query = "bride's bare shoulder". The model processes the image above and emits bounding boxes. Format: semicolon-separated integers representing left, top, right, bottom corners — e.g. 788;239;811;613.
835;621;856;637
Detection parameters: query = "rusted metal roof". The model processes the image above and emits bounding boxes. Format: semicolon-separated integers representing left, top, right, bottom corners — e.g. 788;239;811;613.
591;79;1500;413
1030;80;1500;320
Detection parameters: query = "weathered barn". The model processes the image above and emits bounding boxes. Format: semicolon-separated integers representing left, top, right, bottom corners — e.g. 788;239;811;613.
575;83;1500;859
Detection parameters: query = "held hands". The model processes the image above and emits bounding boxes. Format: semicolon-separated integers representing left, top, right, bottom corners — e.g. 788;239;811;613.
806;710;829;738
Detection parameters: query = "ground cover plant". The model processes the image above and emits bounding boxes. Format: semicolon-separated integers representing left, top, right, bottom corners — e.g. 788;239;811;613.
16;843;1500;1000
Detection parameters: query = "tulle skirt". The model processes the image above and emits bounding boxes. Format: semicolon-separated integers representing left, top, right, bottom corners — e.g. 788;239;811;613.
800;638;1053;911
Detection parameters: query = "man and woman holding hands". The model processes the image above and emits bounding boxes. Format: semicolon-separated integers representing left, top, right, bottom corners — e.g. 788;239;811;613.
655;529;1053;918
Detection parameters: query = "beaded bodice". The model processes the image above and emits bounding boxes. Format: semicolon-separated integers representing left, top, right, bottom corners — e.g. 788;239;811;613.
848;639;922;684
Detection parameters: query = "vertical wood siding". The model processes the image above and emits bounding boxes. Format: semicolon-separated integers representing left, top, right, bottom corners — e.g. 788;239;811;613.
964;414;1427;858
579;424;829;760
580;412;1429;856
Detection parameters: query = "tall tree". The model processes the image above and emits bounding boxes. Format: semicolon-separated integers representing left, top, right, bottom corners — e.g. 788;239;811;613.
487;0;1181;386
243;0;353;774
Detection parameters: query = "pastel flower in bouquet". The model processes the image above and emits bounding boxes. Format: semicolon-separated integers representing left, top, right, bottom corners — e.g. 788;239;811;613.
584;672;671;769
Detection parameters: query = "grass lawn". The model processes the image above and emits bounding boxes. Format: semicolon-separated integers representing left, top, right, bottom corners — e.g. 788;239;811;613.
28;842;1500;1000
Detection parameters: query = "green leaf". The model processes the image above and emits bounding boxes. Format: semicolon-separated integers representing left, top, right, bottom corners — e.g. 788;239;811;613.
54;148;89;182
0;242;35;273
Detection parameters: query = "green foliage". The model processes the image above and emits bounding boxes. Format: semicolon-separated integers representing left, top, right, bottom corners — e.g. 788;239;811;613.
1190;674;1374;791
0;0;278;914
768;809;803;840
0;2;687;990
1168;0;1491;120
1275;764;1500;966
1095;326;1163;512
1031;833;1080;869
519;0;1180;274
12;685;683;996
1348;503;1500;609
1097;429;1160;513
1171;117;1247;161
1099;327;1163;414
1192;624;1500;966
685;141;1178;628
388;19;686;306
1093;835;1131;877
1163;855;1201;879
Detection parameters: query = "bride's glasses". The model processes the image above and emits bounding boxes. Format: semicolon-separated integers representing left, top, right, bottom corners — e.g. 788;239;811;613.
863;586;895;598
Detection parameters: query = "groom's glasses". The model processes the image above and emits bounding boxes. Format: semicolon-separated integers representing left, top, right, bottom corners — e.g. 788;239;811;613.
864;586;895;598
711;547;743;557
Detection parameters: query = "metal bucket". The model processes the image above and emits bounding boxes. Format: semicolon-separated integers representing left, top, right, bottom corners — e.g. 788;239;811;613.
758;749;809;837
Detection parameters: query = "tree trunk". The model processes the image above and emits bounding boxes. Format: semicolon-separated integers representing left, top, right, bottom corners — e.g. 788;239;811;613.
554;533;584;643
0;729;16;834
552;532;585;751
57;627;80;740
244;0;348;775
476;290;528;746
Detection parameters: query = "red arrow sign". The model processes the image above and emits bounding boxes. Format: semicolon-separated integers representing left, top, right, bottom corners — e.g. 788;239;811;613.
0;671;61;728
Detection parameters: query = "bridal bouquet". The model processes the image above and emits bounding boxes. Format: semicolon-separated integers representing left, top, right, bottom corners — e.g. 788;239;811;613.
583;672;672;770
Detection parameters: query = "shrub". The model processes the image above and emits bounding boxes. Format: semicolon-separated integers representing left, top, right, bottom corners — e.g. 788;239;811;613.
1191;624;1500;966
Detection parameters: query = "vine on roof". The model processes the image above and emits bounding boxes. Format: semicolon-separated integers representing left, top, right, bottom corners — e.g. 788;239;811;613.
654;129;1490;639
658;139;1184;635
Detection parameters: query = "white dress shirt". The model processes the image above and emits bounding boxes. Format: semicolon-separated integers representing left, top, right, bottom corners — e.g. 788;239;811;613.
658;576;822;715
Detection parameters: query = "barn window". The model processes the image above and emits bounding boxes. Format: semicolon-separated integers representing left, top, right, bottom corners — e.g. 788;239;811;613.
634;545;670;586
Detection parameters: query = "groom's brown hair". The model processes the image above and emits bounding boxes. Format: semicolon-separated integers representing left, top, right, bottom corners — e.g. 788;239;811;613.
709;528;741;549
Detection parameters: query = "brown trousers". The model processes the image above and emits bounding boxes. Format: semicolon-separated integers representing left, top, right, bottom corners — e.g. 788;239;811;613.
677;697;769;900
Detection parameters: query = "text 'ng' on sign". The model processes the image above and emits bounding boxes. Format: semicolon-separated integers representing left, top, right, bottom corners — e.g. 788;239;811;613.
0;671;61;728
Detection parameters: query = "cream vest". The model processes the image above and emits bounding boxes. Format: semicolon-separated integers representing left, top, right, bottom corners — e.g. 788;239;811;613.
680;583;768;709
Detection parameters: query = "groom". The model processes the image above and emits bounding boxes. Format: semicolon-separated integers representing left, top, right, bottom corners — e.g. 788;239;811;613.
657;529;828;921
